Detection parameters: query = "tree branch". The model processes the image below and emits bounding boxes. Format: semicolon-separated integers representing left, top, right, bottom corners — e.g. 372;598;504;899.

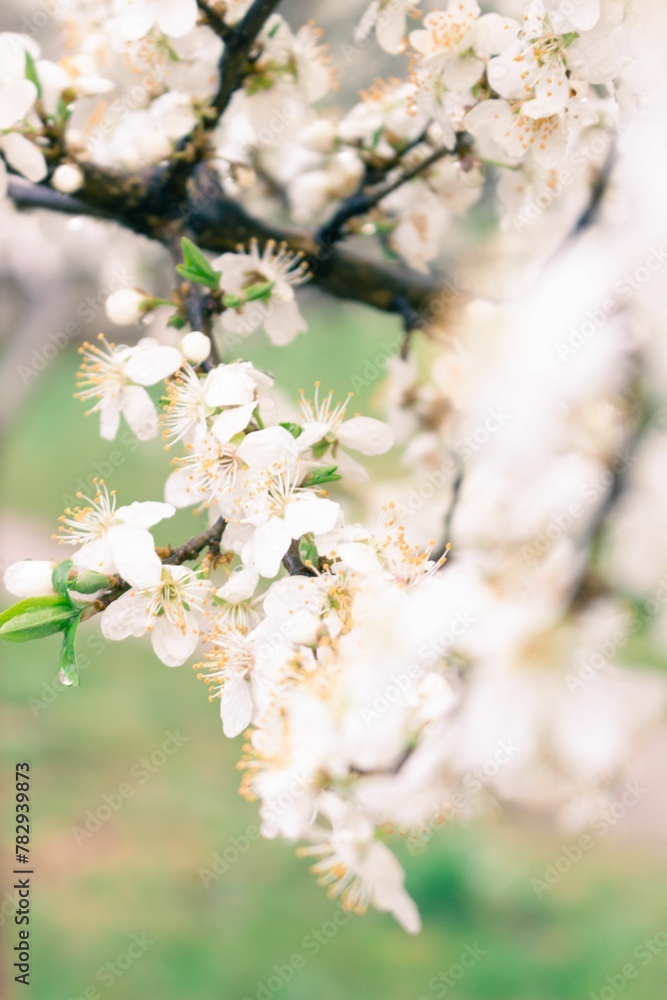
212;0;281;118
317;141;461;247
8;163;447;322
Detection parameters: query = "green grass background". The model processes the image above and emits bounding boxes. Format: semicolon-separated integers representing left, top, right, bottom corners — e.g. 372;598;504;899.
2;299;667;1000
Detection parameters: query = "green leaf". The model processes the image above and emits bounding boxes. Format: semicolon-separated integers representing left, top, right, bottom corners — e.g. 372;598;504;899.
69;570;110;594
244;280;275;302
175;265;220;290
58;615;82;687
311;438;331;459
179;238;220;288
222;293;244;308
298;536;319;567
280;422;304;439
52;559;73;599
25;51;42;99
0;596;77;643
166;313;186;330
301;465;342;488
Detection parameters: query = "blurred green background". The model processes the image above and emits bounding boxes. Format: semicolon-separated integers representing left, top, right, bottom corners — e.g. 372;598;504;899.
2;300;667;1000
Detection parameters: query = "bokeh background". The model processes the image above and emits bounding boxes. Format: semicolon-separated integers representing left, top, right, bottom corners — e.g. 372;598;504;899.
2;294;667;1000
2;0;667;998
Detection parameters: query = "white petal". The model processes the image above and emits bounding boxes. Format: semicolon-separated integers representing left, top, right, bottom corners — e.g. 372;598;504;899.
115;501;176;528
101;592;148;640
120;385;158;440
252;518;292;578
124;345;183;385
158;0;198;37
337;541;387;578
338;416;394;455
72;538;116;576
98;394;121;441
284;497;340;538
106;525;163;589
217;565;259;603
204;364;257;407
263;300;307;346
237;426;299;469
211;403;255;444
220;679;254;738
165;466;202;508
150;611;199;666
0;80;38;129
119;1;156;40
1;132;47;182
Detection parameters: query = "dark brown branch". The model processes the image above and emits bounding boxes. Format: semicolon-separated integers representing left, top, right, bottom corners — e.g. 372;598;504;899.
8;161;445;321
212;0;281;118
162;516;227;564
195;0;235;39
317;142;458;246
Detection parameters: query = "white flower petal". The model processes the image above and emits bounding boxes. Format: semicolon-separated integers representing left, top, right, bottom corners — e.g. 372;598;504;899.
150;611;200;666
124;345;183;385
115;501;176;528
284;496;340;537
101;592;148;640
204;364;257;407
237;426;299;469
220;679;254;738
252;518;292;578
1;132;47;182
211;403;255;444
119;385;158;440
107;525;163;589
338;416;394;455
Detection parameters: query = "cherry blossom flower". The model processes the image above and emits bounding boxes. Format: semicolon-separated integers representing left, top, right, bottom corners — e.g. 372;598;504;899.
101;564;211;666
115;0;199;41
213;241;310;346
76;335;183;440
56;481;174;588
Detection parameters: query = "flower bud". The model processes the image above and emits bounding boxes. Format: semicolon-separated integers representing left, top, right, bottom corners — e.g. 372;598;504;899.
106;288;148;326
52;163;84;194
4;560;56;598
179;330;212;364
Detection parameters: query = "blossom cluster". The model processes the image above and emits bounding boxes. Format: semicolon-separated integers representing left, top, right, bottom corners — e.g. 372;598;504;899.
1;0;665;936
1;1;632;271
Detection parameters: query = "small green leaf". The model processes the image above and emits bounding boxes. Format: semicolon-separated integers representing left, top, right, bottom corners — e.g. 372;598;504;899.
52;559;73;599
69;570;110;594
166;313;186;330
302;465;342;488
180;238;220;288
298;536;319;567
25;51;42;99
222;293;244;308
175;265;220;290
0;596;77;643
280;422;304;439
311;438;331;459
244;280;275;302
58;616;82;687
